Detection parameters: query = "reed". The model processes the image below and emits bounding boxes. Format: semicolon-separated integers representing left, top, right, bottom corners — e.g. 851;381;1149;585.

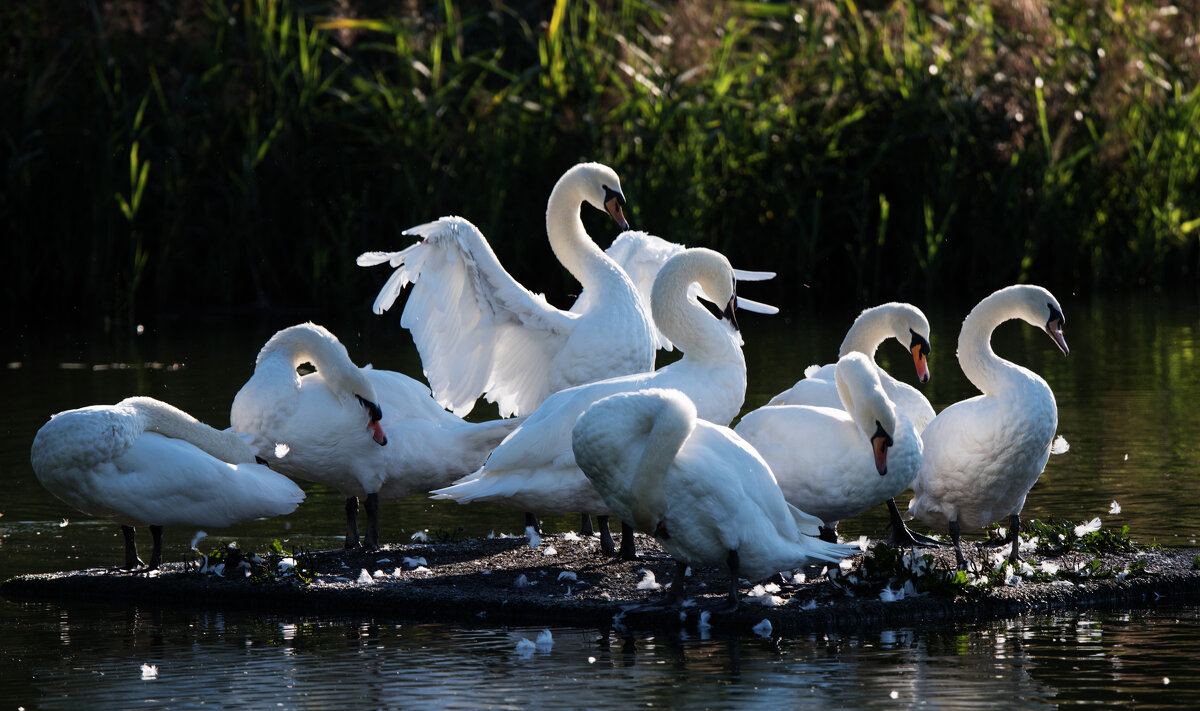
2;0;1196;330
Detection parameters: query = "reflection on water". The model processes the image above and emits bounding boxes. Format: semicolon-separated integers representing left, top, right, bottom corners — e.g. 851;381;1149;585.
3;598;1199;709
2;289;1199;707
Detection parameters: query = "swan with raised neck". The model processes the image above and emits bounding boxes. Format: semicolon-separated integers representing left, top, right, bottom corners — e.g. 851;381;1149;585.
908;283;1069;569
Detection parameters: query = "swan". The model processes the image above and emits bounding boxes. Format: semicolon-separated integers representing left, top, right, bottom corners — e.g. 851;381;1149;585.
906;284;1069;569
767;302;935;433
735;351;925;545
231;322;521;550
431;248;748;558
29;396;305;569
356;162;656;418
572;388;859;608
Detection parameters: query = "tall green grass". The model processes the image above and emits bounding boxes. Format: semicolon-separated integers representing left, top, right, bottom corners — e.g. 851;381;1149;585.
1;0;1196;331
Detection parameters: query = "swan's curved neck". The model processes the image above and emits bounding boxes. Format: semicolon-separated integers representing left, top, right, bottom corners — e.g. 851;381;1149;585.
653;276;742;365
546;176;619;291
124;397;254;463
838;312;892;360
957;296;1020;395
257;325;374;401
629;396;694;534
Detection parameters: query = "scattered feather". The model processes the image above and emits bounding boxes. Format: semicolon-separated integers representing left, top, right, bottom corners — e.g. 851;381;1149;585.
189;531;207;551
59;518;69;528
356;569;373;584
856;535;869;552
879;586;904;603
561;531;581;542
543;546;558;556
372;569;386;579
274;443;290;458
535;629;554;651
1109;501;1122;515
410;530;429;542
790;572;807;584
697;611;712;630
402;556;427;568
514;638;537;657
1050;435;1070;454
752;619;773;638
636;569;662;590
513;574;531;588
525;526;542;548
746;585;785;607
557;571;578;582
1074;517;1102;537
140;664;158;680
277;557;296;575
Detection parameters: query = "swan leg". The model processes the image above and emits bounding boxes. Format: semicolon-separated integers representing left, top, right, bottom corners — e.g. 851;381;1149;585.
818;524;839;543
949;520;968;570
344;497;360;549
721;549;741;611
618;522;638;561
524;512;542;535
121;525;144;569
579;514;595;537
363;493;380;551
1007;513;1022;564
668;560;688;604
598;516;616;556
885;499;947;547
148;525;164;569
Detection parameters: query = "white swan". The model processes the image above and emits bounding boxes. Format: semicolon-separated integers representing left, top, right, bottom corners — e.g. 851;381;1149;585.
231;322;521;549
573;230;780;349
767;302;935;433
431;248;748;556
735;351;924;544
906;284;1069;568
356;163;656;418
30;396;305;569
572;388;858;608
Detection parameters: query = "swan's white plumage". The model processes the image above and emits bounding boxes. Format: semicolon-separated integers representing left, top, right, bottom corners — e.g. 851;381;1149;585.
907;284;1068;534
767;302;935;432
431;248;748;516
30;396;304;529
231;323;521;501
736;352;923;528
572;388;857;581
357;163;655;417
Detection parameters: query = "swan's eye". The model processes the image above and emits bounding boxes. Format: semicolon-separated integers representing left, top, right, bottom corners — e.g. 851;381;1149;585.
355;394;383;422
602;185;626;207
909;329;930;356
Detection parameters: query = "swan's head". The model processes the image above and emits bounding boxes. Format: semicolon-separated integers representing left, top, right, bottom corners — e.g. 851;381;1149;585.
888;304;932;384
1003;285;1069;356
355;394;388;446
834;352;896;476
561;162;629;231
654;247;739;330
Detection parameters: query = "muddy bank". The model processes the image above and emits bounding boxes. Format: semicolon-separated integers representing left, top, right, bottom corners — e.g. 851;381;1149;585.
4;532;1199;636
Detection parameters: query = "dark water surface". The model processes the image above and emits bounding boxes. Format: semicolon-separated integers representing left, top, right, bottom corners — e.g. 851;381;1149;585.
2;287;1198;707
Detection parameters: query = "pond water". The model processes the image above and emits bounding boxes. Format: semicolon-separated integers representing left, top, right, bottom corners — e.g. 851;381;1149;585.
2;287;1199;707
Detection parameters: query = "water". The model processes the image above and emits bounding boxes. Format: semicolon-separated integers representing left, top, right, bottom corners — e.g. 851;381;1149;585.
2;288;1199;707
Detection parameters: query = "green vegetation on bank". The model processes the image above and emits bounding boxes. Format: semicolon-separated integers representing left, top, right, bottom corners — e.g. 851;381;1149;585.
3;0;1197;329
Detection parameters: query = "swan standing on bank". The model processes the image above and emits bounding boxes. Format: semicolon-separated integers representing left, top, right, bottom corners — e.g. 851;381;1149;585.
768;302;935;433
356;163;655;418
572;388;858;608
736;352;924;544
906;284;1069;569
30;396;305;569
231;323;520;550
431;248;748;558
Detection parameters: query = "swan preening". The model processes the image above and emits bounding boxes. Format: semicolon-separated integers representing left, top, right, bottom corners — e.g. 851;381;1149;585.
736;351;925;545
768;302;935;433
356;162;656;418
30;396;305;569
231;322;521;550
572;388;858;607
430;247;748;557
906;284;1069;568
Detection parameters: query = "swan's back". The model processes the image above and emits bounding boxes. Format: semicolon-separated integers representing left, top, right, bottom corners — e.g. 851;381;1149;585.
31;401;304;528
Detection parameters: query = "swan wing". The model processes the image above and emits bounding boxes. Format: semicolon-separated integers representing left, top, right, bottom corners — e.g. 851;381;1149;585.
359;216;577;416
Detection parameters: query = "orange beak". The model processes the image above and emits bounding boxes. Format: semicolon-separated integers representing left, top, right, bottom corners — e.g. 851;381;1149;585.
911;344;929;383
368;420;388;446
871;421;891;476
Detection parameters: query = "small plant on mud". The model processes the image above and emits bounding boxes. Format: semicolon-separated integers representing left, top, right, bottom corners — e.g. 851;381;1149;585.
190;539;313;585
985;518;1139;556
